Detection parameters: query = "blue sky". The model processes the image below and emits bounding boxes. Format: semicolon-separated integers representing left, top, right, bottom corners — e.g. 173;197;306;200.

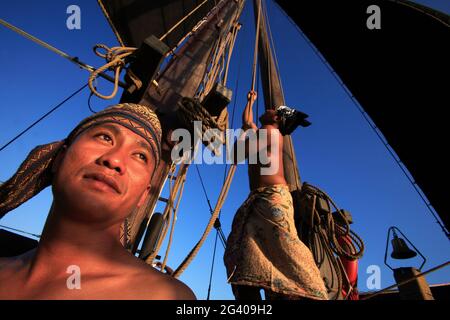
0;0;449;300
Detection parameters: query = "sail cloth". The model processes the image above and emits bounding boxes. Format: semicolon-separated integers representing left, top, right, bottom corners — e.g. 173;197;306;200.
274;0;450;233
98;0;217;48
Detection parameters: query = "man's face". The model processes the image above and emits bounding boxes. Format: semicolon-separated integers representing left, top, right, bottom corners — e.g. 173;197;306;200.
259;109;279;125
52;123;155;225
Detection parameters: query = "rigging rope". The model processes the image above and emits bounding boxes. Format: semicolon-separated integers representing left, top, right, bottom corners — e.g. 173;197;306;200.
0;84;88;153
256;62;260;120
251;0;262;92
0;18;126;88
0;18;82;67
222;22;241;85
159;0;210;42
173;164;237;277
88;44;137;100
275;4;449;240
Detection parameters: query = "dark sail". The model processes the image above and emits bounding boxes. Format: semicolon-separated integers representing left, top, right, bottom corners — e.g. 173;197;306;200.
98;0;217;48
274;0;450;234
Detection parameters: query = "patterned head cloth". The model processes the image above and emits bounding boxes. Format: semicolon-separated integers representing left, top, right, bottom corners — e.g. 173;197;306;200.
0;103;162;236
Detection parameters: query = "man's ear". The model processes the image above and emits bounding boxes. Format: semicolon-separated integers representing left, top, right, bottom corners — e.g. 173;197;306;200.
274;115;279;121
52;145;67;174
137;185;151;208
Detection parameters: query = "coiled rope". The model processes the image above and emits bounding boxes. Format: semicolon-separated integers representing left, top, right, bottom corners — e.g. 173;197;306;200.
301;182;365;261
298;182;365;299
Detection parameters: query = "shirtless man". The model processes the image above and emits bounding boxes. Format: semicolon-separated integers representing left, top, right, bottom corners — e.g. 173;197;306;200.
241;91;287;190
0;103;195;300
224;91;327;300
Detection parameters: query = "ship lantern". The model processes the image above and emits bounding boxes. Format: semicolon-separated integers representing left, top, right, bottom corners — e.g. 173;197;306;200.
384;226;433;300
384;226;425;270
390;230;417;260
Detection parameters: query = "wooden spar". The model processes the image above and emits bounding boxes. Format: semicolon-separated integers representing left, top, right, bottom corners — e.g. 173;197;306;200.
122;0;243;249
252;0;302;192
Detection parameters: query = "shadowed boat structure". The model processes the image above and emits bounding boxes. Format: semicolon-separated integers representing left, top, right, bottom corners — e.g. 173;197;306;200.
274;0;450;234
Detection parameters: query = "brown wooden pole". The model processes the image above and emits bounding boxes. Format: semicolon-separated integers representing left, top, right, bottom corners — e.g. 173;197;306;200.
123;0;243;249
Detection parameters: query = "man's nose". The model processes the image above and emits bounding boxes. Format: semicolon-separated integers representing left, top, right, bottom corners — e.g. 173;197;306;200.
98;150;126;174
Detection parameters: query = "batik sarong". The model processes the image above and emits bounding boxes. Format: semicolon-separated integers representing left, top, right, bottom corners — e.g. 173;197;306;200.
224;184;328;300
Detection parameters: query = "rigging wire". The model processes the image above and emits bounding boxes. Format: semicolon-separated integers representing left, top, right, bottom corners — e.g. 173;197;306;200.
274;4;449;240
206;227;220;300
0;84;88;153
195;165;227;248
0;224;40;238
0;18;126;88
256;62;260;120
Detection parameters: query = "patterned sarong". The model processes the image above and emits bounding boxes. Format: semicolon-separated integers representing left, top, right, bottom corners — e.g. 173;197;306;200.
224;184;328;300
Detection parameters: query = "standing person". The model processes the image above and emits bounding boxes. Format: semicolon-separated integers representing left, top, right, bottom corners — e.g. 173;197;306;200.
224;91;328;300
0;103;196;300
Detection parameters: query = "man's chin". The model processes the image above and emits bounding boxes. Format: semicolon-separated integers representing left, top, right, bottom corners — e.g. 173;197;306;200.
56;189;127;223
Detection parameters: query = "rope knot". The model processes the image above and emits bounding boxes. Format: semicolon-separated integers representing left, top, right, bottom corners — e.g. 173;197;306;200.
88;44;137;100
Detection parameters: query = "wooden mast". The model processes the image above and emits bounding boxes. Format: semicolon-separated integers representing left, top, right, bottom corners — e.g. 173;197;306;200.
123;0;244;249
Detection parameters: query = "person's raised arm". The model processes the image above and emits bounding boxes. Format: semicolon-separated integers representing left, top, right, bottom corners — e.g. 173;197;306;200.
242;90;258;131
230;91;258;163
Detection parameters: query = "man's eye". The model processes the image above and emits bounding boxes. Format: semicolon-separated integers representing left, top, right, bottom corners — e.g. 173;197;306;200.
97;133;113;143
137;153;148;163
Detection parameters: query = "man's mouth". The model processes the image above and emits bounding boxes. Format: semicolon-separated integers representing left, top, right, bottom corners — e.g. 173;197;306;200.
83;173;121;194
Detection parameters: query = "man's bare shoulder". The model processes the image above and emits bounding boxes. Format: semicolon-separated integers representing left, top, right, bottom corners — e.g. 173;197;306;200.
127;261;196;300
